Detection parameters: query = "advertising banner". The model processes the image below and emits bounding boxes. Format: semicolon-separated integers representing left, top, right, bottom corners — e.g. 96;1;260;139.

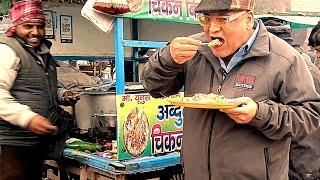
0;15;10;34
119;0;201;24
60;15;73;43
0;0;10;16
116;93;183;160
44;10;55;39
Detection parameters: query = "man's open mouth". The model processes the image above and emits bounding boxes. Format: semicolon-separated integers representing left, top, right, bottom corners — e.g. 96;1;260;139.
209;37;224;47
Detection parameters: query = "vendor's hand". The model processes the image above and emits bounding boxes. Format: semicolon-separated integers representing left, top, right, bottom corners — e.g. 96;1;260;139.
170;37;201;64
61;90;80;106
219;97;258;124
27;115;57;135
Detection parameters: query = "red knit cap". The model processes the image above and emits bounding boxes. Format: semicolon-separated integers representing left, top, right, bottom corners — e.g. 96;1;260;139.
6;0;45;37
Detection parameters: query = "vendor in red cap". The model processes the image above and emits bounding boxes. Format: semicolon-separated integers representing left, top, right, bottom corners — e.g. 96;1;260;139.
141;0;320;179
0;0;76;179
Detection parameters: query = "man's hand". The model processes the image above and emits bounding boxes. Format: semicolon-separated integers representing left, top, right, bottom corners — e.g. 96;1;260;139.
220;97;258;124
61;90;80;106
27;115;57;135
169;37;202;64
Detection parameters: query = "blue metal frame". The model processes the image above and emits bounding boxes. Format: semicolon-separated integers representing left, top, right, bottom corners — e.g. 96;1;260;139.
122;40;167;48
132;19;139;82
114;17;167;95
53;56;134;61
64;149;181;174
114;18;125;94
54;55;114;61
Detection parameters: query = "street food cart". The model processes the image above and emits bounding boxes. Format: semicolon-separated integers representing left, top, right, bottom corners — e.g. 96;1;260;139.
43;0;202;178
2;0;319;178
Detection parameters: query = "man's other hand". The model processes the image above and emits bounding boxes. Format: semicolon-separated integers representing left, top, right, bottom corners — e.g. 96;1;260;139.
61;90;80;106
27;115;57;135
220;97;258;124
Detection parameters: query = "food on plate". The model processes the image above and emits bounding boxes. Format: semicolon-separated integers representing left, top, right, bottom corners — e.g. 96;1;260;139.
186;93;228;103
178;93;229;104
123;107;149;156
168;93;238;109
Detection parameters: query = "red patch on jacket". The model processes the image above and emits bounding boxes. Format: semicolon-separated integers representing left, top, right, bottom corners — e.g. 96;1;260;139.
233;74;255;90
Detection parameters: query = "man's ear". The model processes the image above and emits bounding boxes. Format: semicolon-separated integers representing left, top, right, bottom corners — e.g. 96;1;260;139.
246;11;254;29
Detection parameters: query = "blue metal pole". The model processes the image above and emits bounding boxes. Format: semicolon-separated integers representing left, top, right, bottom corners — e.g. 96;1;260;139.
131;19;139;82
114;18;125;95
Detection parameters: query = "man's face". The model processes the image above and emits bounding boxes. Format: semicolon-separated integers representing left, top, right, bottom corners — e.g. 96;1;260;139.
15;21;45;47
202;10;254;58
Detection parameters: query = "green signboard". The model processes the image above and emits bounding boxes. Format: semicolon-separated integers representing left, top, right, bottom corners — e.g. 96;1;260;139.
0;0;10;15
119;0;201;24
116;93;183;160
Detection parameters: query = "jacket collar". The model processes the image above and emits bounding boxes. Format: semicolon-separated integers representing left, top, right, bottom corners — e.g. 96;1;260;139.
13;36;52;68
14;35;51;54
243;19;270;60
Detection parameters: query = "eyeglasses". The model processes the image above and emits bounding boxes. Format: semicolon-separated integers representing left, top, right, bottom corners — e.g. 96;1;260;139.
198;11;247;27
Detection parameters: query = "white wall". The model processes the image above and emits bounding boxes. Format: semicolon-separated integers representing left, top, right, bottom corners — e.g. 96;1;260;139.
138;20;203;42
44;3;202;57
46;4;133;57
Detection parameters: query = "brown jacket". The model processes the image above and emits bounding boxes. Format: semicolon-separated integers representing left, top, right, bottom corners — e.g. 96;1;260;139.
141;20;320;180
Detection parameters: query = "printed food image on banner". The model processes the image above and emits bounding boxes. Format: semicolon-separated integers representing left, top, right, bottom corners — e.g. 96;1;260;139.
123;107;149;156
117;93;184;160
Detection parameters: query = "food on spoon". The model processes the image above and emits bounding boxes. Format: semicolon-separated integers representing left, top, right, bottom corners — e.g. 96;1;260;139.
208;39;222;47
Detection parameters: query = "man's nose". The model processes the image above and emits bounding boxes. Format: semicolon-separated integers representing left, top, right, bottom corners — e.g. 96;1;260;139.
31;26;40;35
209;21;221;32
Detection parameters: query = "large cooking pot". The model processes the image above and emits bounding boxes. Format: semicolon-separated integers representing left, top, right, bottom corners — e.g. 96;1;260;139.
75;89;146;132
75;90;116;132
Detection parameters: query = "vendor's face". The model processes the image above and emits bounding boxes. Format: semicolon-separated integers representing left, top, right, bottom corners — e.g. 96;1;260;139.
15;21;45;47
202;10;254;58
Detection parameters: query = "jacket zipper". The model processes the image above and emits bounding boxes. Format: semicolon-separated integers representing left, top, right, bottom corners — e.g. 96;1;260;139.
207;69;226;180
45;70;54;106
217;85;222;94
264;148;270;180
217;67;227;94
208;60;247;178
207;113;215;180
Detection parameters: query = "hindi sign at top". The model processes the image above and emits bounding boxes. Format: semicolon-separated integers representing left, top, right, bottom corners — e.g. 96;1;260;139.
120;0;201;24
291;0;320;12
